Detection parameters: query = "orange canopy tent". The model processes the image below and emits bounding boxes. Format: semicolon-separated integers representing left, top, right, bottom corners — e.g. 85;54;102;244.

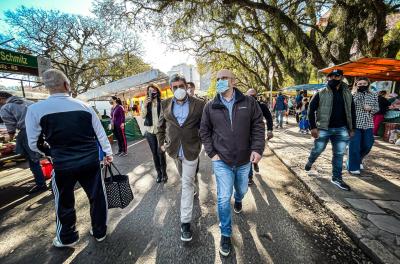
319;57;400;81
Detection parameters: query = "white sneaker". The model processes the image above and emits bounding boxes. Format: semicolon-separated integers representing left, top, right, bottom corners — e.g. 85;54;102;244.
90;229;107;242
53;237;79;248
360;164;364;170
349;170;361;175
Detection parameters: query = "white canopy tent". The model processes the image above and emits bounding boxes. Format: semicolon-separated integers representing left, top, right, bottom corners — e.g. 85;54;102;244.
78;69;168;101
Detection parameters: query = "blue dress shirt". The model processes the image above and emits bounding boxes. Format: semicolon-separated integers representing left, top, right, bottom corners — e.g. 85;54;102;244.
172;97;189;159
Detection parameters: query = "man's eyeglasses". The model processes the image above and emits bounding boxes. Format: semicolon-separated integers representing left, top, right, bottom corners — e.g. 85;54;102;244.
172;84;186;90
216;76;230;81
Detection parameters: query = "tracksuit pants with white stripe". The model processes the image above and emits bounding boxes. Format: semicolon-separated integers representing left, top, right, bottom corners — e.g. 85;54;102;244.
52;161;107;244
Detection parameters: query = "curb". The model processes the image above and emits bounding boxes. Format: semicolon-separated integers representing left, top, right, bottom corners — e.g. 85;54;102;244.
268;144;400;264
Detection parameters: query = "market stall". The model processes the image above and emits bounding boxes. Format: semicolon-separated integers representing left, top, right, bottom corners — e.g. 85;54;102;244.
319;57;400;145
0;126;20;167
78;69;170;140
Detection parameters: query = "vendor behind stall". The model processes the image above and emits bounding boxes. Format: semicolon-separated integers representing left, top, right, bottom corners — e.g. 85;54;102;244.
0;92;47;194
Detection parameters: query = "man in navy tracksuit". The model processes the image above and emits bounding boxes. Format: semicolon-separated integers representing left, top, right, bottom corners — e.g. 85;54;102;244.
25;69;113;248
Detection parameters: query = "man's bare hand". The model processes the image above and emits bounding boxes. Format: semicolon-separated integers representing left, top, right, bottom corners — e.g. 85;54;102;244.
212;154;220;161
160;144;166;152
311;129;319;139
250;151;262;164
349;130;355;138
104;155;113;165
266;131;273;140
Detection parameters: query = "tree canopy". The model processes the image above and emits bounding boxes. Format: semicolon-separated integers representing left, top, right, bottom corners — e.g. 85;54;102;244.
3;6;151;95
94;0;400;92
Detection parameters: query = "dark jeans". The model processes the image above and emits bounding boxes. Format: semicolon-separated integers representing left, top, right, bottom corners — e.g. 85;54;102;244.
16;129;45;186
52;162;107;244
113;126;127;153
248;166;253;179
307;127;350;181
347;128;374;171
145;132;166;174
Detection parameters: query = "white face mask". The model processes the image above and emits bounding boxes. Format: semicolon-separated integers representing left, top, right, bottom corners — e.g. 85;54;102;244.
174;88;187;100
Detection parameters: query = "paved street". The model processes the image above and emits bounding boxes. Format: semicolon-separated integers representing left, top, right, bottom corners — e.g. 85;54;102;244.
0;139;371;263
268;118;400;263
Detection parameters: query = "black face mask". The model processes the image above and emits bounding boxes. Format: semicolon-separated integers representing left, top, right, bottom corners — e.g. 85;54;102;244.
328;79;341;88
357;86;369;93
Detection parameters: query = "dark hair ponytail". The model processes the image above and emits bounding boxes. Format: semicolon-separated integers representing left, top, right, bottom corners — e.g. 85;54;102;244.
112;96;122;105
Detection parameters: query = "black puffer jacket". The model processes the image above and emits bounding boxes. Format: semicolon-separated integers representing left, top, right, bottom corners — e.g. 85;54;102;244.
199;89;265;167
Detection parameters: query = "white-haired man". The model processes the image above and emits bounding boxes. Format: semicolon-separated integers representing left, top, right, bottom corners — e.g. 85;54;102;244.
25;69;113;248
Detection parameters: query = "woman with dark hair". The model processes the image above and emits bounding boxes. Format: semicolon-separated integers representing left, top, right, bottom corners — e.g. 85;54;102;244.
141;83;167;183
373;90;391;135
347;77;379;174
110;96;127;156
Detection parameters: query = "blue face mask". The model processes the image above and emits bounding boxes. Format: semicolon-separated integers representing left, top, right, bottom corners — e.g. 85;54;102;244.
216;79;230;94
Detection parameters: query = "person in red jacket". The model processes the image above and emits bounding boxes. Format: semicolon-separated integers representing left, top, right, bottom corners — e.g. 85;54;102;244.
110;96;127;156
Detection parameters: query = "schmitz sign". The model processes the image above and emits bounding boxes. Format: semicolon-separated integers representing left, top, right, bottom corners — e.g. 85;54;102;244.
0;48;50;76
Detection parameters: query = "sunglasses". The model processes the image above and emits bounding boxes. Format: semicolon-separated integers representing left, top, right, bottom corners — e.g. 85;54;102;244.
172;84;186;90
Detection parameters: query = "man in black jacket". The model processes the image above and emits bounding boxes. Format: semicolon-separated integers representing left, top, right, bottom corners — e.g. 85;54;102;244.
200;69;265;257
246;89;273;185
306;69;355;191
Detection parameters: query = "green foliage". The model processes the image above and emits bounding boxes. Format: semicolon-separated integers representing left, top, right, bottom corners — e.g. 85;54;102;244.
207;79;217;99
94;0;400;88
3;6;150;94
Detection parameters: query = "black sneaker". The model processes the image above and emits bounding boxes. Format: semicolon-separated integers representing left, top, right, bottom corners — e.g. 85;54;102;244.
331;179;351;191
234;201;242;214
305;163;312;172
156;175;162;183
27;185;48;194
162;175;168;183
119;152;128;157
219;236;231;256
253;163;259;173
180;223;192;242
248;178;254;186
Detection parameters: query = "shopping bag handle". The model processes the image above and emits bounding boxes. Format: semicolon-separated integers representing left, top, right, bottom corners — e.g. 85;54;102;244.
104;163;122;179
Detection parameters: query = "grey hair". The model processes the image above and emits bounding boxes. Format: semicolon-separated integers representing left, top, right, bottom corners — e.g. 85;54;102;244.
42;69;69;90
169;73;187;87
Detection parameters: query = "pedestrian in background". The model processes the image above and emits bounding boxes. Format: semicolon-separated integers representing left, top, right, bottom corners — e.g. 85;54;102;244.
141;83;167;183
295;91;303;123
110;96;127;157
200;69;265;256
187;81;203;180
157;74;205;242
373;90;391;136
246;88;273;186
25;69;113;248
305;69;356;191
347;77;379;174
273;92;287;128
299;97;310;134
0;92;47;194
